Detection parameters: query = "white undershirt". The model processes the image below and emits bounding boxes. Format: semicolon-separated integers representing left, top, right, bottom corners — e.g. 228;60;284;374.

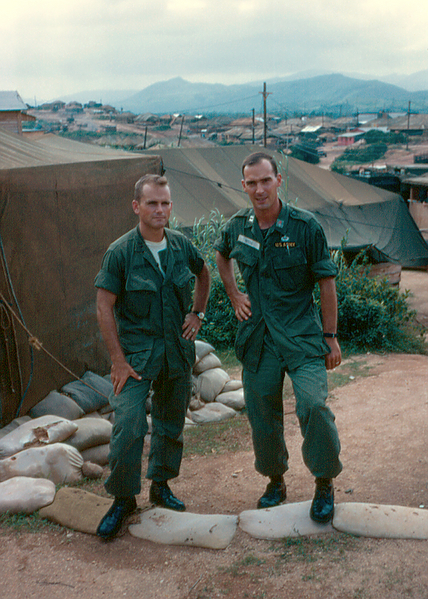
145;238;167;276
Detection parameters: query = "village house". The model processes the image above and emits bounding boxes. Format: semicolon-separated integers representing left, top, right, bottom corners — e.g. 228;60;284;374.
0;91;33;135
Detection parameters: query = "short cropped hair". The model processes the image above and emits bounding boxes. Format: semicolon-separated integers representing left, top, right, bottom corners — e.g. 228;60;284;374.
134;174;169;202
241;152;278;177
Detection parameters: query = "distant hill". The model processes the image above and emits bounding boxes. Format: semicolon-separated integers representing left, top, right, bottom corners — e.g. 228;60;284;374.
118;74;428;115
51;73;428;115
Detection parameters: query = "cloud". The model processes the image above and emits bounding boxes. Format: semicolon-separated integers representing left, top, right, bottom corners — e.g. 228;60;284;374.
2;0;428;101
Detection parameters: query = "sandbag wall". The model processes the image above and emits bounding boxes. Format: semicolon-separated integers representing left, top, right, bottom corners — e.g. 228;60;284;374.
0;341;243;514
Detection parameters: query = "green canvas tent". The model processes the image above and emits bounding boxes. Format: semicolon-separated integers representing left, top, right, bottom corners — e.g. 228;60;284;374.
0;129;161;423
144;146;428;268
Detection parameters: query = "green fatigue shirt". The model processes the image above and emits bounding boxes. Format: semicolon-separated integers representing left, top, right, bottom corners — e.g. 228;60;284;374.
214;202;338;372
95;226;205;377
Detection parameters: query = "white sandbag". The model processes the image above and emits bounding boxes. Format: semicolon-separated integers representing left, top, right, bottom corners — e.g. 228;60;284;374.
81;461;104;479
188;397;205;411
129;507;238;549
0;415;78;459
215;389;245;411
190;402;236;424
197;368;230;402
81;411;104;419
194;340;215;363
28;390;85;420
0;443;83;485
0;477;56;514
222;379;243;392
333;502;428;539
239;501;334;539
64;418;112;451
193;353;222;374
0;416;32;440
81;443;110;466
61;371;112;414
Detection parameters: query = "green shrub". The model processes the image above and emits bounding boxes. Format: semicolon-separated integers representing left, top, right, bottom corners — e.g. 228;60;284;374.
333;142;388;166
326;251;426;353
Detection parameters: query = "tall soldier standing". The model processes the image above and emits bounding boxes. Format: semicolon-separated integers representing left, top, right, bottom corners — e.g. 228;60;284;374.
214;152;342;523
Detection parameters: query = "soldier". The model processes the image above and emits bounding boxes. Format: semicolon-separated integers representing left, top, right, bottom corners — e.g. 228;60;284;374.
214;152;342;523
95;174;210;540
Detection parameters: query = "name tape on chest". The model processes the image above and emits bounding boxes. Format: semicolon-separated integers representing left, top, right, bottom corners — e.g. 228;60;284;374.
238;234;260;251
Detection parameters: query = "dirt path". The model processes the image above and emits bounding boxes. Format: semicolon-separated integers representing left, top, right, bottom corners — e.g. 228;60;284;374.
1;272;428;599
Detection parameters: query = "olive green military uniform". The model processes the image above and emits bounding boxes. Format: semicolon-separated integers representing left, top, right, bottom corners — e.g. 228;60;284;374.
214;202;342;480
95;226;205;497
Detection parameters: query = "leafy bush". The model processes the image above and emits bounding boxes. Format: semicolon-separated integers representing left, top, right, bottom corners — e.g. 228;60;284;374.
364;130;407;145
327;250;426;353
334;142;388;166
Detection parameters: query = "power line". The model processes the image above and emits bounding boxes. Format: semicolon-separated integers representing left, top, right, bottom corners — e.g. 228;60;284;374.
178;93;261;115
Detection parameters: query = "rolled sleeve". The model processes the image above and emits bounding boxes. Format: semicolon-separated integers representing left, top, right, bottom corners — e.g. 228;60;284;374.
213;229;231;259
94;250;124;295
188;242;205;276
308;224;338;281
311;258;338;281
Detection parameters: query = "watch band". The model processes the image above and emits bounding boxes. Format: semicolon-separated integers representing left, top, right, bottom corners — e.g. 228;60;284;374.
323;333;338;338
192;311;205;320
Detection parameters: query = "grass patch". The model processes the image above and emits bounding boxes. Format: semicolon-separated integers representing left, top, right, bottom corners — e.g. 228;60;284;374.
222;553;267;577
216;348;242;371
184;413;252;457
327;355;373;392
274;533;358;564
0;511;62;534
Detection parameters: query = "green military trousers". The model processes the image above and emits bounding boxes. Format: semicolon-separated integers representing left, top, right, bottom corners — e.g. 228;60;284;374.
242;340;342;480
105;362;191;497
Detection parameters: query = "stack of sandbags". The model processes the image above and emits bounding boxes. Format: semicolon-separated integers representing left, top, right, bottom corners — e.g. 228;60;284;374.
189;341;245;424
0;372;116;516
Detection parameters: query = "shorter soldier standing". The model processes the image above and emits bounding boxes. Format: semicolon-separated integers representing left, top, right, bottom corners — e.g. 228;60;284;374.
95;174;210;540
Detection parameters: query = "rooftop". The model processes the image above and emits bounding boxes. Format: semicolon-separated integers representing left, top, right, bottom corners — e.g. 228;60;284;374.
0;91;27;111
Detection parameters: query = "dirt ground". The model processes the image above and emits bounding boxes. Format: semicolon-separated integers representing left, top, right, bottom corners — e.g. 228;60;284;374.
1;270;427;599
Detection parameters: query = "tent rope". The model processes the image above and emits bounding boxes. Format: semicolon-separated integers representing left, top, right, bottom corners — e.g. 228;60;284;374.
0;292;109;402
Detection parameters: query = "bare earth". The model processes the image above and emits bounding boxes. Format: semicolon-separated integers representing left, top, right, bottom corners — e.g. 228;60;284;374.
1;271;428;599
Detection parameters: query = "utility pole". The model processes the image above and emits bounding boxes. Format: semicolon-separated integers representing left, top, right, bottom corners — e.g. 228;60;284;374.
406;101;411;150
143;126;148;149
178;115;185;147
252;108;255;145
259;82;271;147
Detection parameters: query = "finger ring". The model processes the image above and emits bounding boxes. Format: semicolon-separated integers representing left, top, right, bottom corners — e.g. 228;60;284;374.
191;327;196;332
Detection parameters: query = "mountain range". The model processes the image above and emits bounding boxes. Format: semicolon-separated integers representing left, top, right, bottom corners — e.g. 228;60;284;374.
54;70;428;116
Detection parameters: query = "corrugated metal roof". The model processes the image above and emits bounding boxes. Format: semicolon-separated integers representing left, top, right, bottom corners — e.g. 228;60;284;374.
0;91;27;111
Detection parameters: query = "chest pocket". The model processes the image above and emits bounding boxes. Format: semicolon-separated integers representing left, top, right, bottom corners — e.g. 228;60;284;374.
171;263;195;312
272;248;311;291
125;272;158;318
229;244;258;285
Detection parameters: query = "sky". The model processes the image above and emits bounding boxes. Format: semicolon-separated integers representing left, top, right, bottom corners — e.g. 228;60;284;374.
2;0;428;103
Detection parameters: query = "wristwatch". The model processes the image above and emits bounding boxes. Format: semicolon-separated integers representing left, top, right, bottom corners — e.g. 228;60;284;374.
192;311;205;320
